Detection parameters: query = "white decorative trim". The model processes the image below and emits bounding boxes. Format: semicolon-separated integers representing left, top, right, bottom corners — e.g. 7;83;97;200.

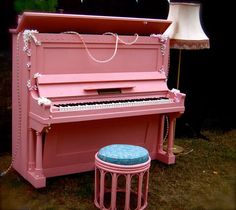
158;65;165;74
26;62;31;69
150;34;168;55
170;88;180;103
34;73;42;79
23;30;41;56
27;80;37;91
37;97;51;106
170;88;180;94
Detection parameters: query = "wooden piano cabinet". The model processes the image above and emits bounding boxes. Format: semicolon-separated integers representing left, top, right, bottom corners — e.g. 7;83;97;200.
42;115;163;177
22;114;177;188
10;12;185;188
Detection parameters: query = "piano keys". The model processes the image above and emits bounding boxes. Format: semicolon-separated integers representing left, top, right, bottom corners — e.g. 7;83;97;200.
54;97;173;112
10;12;185;188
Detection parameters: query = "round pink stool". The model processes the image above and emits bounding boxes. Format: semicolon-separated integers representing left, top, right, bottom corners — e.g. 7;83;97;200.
94;144;151;210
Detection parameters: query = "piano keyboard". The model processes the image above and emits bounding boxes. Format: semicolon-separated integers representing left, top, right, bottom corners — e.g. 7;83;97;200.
54;97;173;112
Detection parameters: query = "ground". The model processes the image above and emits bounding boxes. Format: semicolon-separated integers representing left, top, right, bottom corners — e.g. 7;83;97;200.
0;129;235;210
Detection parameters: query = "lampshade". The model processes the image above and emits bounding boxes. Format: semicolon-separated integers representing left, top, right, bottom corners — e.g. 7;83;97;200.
164;2;210;49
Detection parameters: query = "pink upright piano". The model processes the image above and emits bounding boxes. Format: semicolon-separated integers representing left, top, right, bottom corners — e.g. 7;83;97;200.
11;12;185;188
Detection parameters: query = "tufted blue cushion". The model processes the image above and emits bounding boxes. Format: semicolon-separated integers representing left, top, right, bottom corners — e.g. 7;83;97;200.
97;144;149;165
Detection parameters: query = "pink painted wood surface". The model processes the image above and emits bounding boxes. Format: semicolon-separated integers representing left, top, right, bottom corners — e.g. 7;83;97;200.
11;14;185;188
15;12;171;34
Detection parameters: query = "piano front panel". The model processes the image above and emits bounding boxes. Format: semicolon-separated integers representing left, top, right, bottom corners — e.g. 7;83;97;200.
43;115;160;177
34;34;166;75
38;80;169;98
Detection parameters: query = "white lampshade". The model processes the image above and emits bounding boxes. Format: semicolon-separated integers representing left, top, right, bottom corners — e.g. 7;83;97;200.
164;2;210;49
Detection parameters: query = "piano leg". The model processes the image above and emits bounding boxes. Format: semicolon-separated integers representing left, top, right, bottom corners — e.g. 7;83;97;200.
27;130;46;188
156;114;176;164
35;131;43;175
28;128;35;171
166;115;175;158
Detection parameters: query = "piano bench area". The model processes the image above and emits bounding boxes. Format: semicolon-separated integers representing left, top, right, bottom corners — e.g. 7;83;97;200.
94;144;151;210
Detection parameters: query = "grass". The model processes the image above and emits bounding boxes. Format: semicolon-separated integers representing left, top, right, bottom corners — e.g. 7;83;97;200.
0;129;235;210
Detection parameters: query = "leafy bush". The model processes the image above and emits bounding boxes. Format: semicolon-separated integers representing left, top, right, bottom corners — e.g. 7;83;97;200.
14;0;58;13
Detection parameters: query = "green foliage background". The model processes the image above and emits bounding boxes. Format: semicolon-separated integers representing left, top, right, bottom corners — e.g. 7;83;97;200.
14;0;58;13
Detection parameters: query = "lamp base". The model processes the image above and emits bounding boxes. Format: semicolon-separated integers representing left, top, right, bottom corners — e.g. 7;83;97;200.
163;144;184;155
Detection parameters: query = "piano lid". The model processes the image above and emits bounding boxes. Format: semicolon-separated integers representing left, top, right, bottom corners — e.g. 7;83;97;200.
14;12;172;35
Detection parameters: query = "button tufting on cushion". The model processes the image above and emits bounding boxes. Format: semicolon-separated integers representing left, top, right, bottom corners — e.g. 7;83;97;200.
97;144;149;165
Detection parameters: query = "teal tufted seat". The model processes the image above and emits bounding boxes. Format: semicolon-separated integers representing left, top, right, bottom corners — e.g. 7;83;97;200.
97;144;149;165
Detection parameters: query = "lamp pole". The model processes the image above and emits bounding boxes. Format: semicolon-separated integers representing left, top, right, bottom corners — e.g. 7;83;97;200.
176;49;182;89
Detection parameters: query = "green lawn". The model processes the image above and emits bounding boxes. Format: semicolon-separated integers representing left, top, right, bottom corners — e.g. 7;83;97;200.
1;129;235;210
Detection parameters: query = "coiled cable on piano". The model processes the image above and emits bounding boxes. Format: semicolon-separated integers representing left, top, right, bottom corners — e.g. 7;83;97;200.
62;31;139;63
163;116;194;156
163;115;169;142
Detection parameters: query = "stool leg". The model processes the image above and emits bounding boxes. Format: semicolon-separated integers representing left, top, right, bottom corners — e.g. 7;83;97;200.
137;172;144;209
94;167;99;206
125;174;131;210
99;170;105;208
143;170;150;207
111;173;117;210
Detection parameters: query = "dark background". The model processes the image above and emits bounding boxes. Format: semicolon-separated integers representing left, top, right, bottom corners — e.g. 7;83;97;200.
0;0;234;152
